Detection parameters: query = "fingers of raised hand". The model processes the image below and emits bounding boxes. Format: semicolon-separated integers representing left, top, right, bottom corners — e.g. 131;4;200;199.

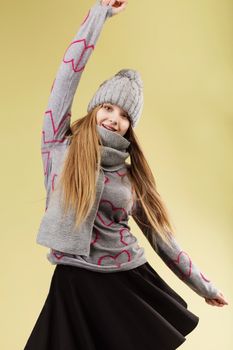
101;1;122;5
100;0;128;15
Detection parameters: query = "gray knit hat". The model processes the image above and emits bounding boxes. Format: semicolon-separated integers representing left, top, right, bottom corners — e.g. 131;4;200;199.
87;69;144;128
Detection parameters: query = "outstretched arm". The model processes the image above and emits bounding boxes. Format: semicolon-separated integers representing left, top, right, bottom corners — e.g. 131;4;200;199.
132;200;227;305
41;0;114;190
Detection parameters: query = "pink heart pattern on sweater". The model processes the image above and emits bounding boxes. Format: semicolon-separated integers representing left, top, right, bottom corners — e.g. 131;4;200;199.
63;39;94;73
42;110;71;145
120;227;134;245
200;272;211;282
97;199;127;226
52;249;64;260
167;251;192;281
97;250;131;267
104;175;110;184
167;250;212;284
90;225;134;249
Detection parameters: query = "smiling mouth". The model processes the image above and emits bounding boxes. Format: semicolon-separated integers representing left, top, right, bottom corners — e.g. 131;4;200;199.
101;124;117;131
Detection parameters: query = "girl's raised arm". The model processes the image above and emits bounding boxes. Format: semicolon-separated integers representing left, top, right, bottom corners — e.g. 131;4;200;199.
41;1;114;189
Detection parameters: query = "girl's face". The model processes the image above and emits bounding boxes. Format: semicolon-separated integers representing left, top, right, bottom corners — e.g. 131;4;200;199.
96;103;130;137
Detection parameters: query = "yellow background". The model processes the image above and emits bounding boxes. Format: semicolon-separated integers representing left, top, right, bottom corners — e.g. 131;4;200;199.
1;0;232;349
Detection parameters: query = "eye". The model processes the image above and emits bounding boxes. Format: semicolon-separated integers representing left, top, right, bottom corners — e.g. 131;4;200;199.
121;114;130;122
103;104;112;111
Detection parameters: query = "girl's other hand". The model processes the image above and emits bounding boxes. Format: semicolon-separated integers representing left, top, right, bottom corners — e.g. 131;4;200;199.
101;0;128;16
204;291;229;307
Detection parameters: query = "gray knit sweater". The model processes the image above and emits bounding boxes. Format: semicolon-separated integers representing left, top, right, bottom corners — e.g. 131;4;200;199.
37;0;220;299
47;124;148;271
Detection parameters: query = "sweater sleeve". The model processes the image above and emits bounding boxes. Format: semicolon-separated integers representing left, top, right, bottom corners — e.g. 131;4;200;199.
41;0;113;189
132;201;220;299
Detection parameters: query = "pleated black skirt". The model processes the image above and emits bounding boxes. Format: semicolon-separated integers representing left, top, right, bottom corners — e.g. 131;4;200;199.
24;261;199;350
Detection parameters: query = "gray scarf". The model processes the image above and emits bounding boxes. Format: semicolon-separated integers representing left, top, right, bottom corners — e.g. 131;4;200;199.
96;124;130;171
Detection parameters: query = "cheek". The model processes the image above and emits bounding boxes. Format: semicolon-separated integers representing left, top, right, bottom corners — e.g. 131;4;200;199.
123;119;130;129
96;111;104;123
97;108;108;120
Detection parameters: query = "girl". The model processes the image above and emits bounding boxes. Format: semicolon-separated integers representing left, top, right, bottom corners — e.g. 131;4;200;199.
24;1;228;349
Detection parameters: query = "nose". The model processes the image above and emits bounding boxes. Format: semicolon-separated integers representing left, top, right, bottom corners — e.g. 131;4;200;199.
109;114;118;125
110;119;117;125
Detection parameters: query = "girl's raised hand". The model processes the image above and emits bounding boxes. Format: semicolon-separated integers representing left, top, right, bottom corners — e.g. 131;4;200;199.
100;0;128;16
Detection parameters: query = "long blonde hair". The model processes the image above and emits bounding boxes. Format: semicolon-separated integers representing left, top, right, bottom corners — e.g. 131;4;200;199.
57;104;176;249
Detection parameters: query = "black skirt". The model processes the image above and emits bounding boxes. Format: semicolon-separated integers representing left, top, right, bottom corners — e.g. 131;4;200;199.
24;262;199;350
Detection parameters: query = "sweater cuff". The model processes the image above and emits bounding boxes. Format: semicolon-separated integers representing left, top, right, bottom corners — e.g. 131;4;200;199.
95;0;114;18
